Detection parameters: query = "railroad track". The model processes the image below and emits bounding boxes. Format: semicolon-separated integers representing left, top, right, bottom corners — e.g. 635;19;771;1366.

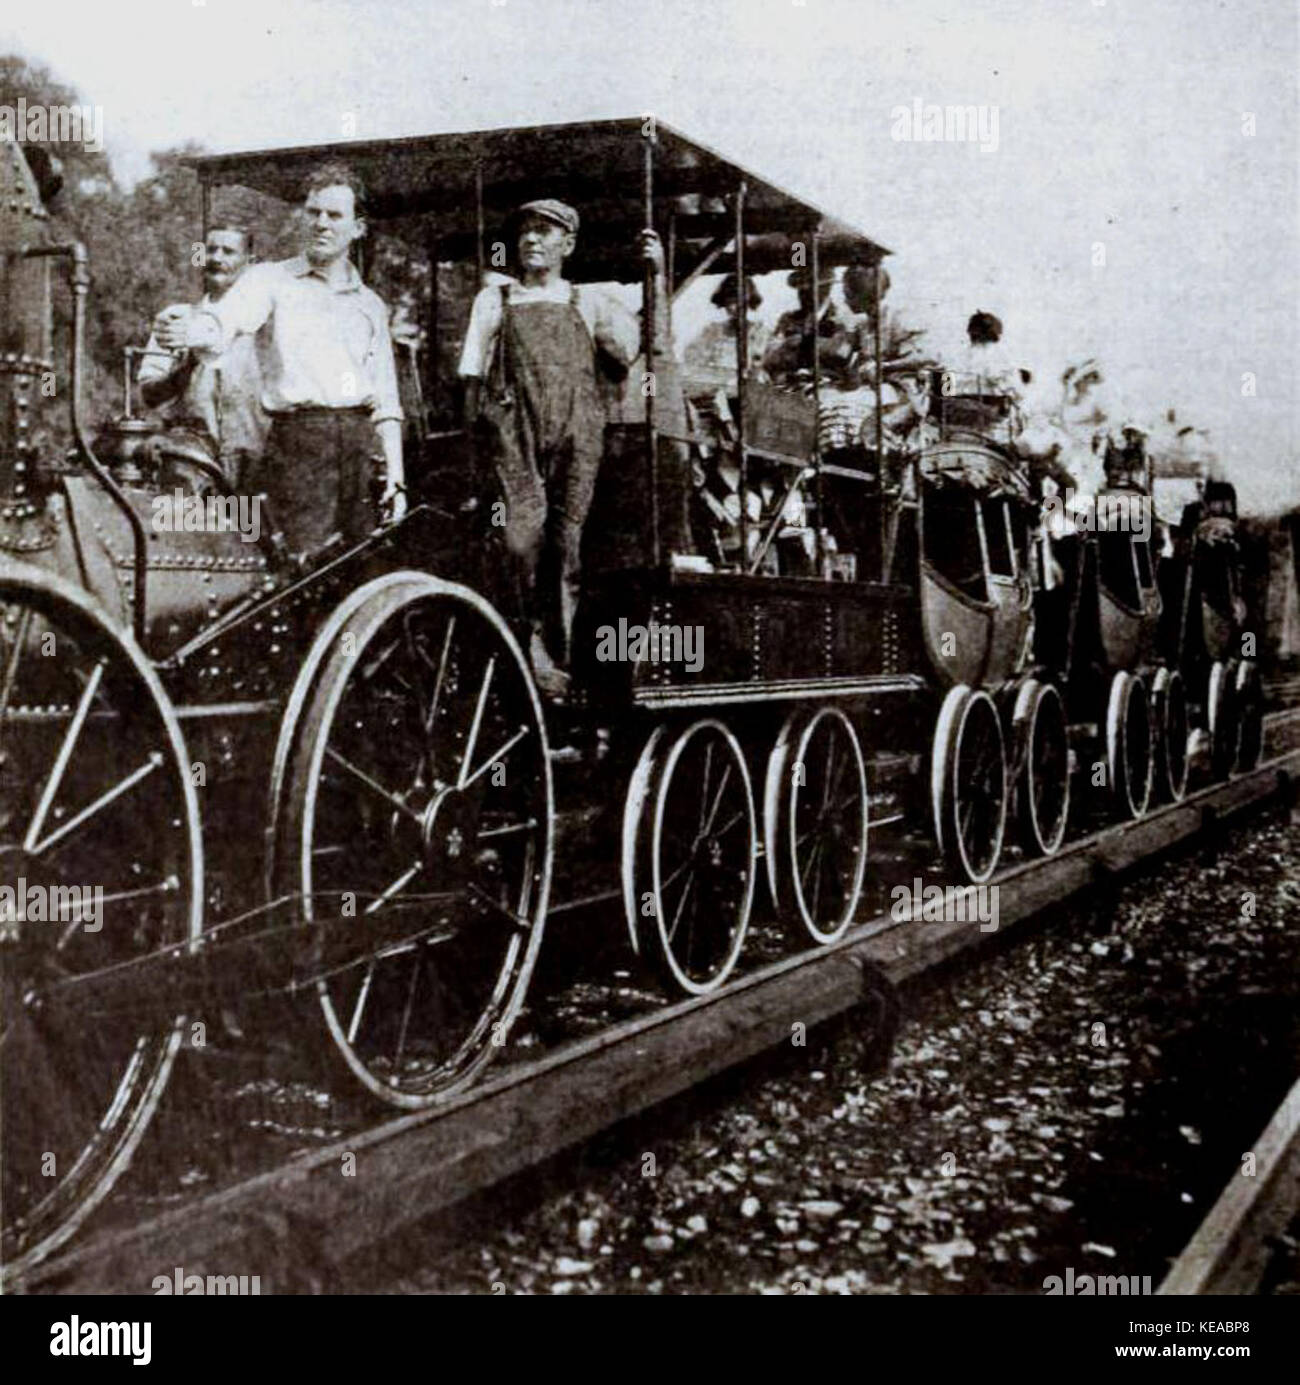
19;708;1300;1294
1158;1076;1300;1296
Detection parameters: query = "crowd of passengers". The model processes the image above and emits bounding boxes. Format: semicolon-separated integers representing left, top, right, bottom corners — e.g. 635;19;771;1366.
144;169;1203;698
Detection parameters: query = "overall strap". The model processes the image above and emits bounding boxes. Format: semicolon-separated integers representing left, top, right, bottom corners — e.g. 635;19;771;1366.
489;282;515;391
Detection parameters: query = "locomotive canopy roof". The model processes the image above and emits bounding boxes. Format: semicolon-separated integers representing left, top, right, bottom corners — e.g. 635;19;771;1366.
185;118;889;283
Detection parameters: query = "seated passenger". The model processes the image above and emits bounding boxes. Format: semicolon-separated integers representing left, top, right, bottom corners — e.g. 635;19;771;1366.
762;266;836;383
683;274;769;384
953;309;1026;403
841;267;932;380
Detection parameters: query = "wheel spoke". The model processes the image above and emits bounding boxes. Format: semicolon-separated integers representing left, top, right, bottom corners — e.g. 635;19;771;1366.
363;861;424;915
0;605;33;734
392;952;422;1070
701;762;733;836
346;960;377;1044
665;864;698;943
465;880;533;931
800;835;826;890
23;658;104;851
458;656;496;788
461;723;530;791
26;753;163;858
54;876;178;951
710;808;746;840
696;741;714;836
325;748;421;822
422;615;456;738
819;737;839;813
477;817;537;840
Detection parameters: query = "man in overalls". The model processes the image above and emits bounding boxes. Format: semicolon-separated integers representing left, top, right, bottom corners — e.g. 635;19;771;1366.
459;199;668;697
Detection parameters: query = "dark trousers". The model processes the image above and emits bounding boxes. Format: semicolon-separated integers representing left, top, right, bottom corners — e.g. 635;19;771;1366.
246;408;379;556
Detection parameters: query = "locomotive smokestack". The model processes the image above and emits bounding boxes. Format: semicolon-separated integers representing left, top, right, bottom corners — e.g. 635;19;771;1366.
0;135;56;505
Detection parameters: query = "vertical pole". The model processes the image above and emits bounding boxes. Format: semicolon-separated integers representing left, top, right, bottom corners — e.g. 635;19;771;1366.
874;259;886;581
666;209;676;334
734;180;748;570
474;164;486;284
426;238;440;421
643;134;660;568
199;183;211;298
810;229;822;576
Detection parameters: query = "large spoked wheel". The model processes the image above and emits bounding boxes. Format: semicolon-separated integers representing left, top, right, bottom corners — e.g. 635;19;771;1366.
1152;667;1190;802
1206;659;1238;781
623;718;756;995
1234;659;1263;772
763;705;869;945
269;573;552;1109
1106;671;1153;819
1;571;202;1281
1013;679;1070;857
931;686;1007;885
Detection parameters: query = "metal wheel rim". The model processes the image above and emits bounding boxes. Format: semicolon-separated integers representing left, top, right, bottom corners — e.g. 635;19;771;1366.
1;572;202;1280
1157;668;1190;802
1234;661;1262;771
771;705;869;945
949;689;1007;884
284;574;552;1108
648;719;755;995
1121;674;1154;818
1021;681;1070;856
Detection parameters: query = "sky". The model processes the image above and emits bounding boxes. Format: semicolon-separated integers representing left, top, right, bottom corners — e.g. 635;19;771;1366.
4;0;1298;511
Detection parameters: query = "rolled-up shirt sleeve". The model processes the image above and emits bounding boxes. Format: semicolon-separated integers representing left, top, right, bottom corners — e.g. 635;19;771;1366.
370;306;404;425
136;331;179;387
187;265;277;355
589;289;642;368
458;287;500;378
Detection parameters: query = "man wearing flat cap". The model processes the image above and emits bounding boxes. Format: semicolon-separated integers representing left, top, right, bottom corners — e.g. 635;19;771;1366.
459;198;669;696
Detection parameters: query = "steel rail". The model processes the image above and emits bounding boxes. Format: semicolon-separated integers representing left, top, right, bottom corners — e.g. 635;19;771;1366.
1158;1076;1300;1295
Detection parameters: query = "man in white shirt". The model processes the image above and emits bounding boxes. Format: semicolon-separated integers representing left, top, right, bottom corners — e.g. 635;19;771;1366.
459;198;669;695
155;162;404;557
138;224;268;486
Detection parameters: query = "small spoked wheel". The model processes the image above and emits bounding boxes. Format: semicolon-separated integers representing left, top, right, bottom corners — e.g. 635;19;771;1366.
931;685;1007;885
1206;659;1238;781
764;705;869;945
1234;660;1263;771
1;571;202;1282
623;718;756;995
269;573;553;1108
1013;678;1070;856
1106;670;1153;819
1152;667;1190;802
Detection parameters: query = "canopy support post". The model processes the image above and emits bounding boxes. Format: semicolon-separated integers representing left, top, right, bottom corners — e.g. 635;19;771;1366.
875;259;886;582
642;133;660;569
735;180;748;571
474;163;485;284
811;227;823;576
